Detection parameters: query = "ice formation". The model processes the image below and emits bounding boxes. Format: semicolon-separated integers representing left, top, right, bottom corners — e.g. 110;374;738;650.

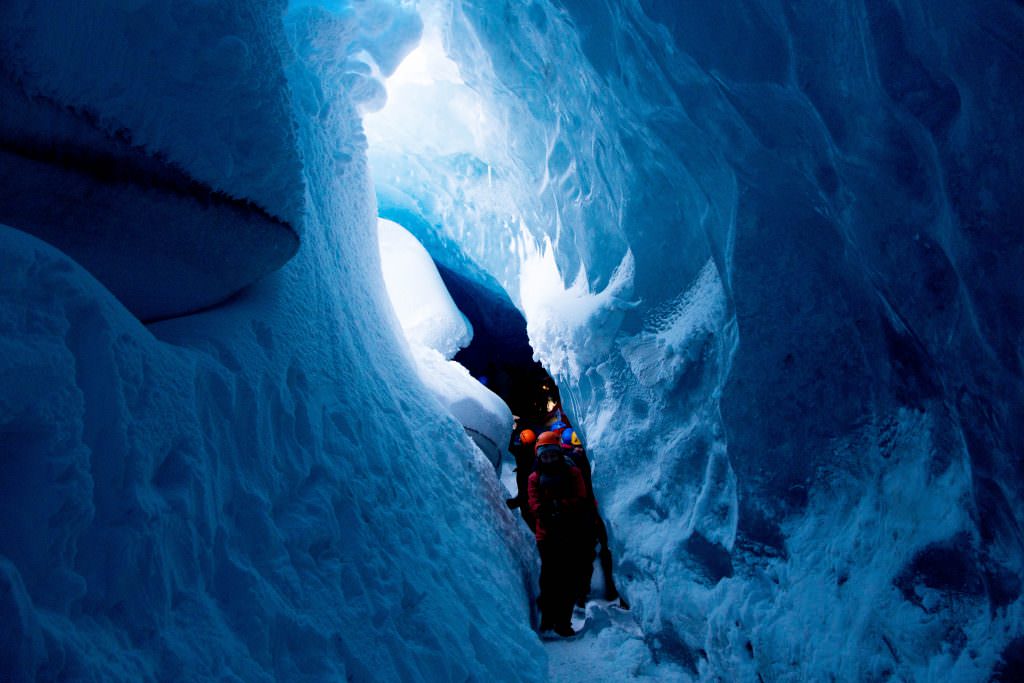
2;0;1023;681
367;0;1024;680
377;217;512;468
0;1;542;681
0;0;303;321
376;217;473;359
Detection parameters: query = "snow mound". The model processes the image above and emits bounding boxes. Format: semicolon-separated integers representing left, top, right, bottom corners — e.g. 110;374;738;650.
377;217;511;468
377;217;472;358
410;345;514;469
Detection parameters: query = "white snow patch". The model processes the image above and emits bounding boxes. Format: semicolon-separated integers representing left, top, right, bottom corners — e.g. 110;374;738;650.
519;235;637;381
377;217;472;358
377;217;511;468
410;345;513;469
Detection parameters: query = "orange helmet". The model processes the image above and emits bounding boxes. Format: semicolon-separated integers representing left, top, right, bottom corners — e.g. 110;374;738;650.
535;431;561;450
519;429;536;445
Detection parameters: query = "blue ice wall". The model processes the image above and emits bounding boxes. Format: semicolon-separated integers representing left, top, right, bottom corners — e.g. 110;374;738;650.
0;1;547;681
0;0;304;320
370;0;1024;678
2;0;1022;679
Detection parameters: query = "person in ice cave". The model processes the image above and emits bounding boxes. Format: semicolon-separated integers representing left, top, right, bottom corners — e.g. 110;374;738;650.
528;430;589;637
537;384;569;430
505;426;538;529
560;429;628;611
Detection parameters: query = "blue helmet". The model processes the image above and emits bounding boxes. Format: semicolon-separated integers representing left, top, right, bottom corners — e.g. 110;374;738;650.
561;429;574;445
550;421;567;432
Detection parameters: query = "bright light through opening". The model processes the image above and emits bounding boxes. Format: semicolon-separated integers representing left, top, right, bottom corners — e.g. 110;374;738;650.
364;17;494;158
386;23;462;88
362;4;541;318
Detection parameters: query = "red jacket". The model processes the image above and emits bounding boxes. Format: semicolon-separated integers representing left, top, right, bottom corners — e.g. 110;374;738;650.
527;464;586;541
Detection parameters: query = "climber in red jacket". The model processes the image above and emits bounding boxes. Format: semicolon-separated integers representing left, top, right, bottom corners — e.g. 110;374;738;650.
528;431;587;637
560;429;628;610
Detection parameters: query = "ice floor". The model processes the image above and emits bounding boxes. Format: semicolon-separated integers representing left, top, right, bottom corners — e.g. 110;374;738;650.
543;600;690;682
501;448;690;682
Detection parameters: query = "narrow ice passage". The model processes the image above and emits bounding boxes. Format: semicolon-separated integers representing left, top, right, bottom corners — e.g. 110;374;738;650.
1;0;1022;681
376;214;676;675
374;203;738;683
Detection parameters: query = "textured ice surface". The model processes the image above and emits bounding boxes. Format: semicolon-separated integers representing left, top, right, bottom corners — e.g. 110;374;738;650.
2;0;1022;680
0;0;302;320
0;1;544;681
377;217;512;468
408;344;514;469
369;0;1024;679
377;217;472;358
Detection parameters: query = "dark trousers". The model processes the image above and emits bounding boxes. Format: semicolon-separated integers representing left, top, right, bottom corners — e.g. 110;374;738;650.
537;539;576;630
578;515;619;602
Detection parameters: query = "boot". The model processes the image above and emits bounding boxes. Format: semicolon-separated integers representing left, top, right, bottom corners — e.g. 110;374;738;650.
554;623;576;638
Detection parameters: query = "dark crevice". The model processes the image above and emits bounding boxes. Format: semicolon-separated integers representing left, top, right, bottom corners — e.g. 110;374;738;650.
436;261;554;421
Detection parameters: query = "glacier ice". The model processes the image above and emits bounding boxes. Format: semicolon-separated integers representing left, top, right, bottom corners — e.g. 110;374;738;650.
367;0;1024;679
0;1;544;681
0;0;302;320
377;217;512;468
377;217;473;359
2;0;1023;681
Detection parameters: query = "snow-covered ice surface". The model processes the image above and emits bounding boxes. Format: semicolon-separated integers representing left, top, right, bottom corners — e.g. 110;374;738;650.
377;216;512;467
543;601;692;683
408;344;514;470
0;0;303;320
377;217;473;359
0;1;545;681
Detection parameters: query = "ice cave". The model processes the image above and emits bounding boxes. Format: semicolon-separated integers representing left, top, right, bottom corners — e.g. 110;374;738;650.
1;0;1022;681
